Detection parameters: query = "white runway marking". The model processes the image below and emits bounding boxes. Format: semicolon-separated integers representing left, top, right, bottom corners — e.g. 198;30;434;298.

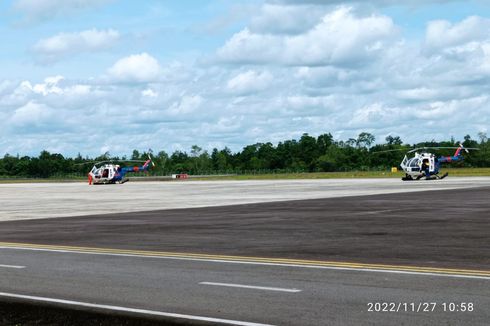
0;264;25;269
0;292;274;326
199;282;302;293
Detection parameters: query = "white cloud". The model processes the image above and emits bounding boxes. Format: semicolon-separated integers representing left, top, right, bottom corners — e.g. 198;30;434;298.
217;7;396;67
167;95;203;115
13;0;112;23
396;87;444;102
21;75;64;95
227;70;273;94
425;16;490;54
33;29;120;63
285;95;335;112
2;5;490;157
10;101;54;127
273;0;459;6
107;53;162;83
14;75;92;99
141;89;158;98
250;4;325;34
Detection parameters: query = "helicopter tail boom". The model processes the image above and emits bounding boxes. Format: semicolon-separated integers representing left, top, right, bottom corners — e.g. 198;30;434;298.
454;144;464;157
121;155;154;174
142;159;152;170
438;144;465;163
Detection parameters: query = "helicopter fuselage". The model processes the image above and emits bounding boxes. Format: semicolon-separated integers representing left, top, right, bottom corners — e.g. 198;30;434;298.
400;153;441;180
89;164;125;184
399;145;467;181
87;158;152;185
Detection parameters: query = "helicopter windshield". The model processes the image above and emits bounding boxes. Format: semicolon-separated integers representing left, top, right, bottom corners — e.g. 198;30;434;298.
409;158;420;167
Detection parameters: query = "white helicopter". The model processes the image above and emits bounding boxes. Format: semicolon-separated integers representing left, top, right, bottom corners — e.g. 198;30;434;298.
87;156;154;185
398;144;477;181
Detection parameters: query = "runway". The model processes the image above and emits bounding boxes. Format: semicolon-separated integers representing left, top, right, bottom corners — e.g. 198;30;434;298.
1;177;490;221
0;179;489;325
0;246;488;326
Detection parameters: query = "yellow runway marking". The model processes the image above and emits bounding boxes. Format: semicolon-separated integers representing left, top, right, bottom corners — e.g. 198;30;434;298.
0;242;489;279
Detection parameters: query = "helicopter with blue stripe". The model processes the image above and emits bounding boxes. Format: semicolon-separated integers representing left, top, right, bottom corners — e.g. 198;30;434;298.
376;144;478;181
399;144;478;180
87;155;155;185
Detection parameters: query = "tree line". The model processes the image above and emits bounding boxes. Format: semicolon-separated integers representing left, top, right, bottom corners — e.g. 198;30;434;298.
1;132;489;178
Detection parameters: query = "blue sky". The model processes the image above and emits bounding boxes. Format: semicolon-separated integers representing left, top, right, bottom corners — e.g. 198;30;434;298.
1;0;490;156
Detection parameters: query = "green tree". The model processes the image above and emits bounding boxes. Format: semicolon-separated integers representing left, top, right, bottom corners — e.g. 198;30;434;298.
299;133;318;171
385;135;402;145
131;150;140;160
478;132;488;144
356;132;375;148
317;133;333;155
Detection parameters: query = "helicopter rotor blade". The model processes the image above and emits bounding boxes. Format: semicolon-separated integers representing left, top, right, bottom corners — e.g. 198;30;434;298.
74;160;111;166
74;162;94;166
75;159;148;166
408;147;454;153
373;145;480;155
407;146;480;153
148;154;155;167
370;148;407;154
370;148;410;154
407;147;425;153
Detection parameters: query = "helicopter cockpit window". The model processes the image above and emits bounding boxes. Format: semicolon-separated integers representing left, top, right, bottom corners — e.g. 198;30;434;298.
409;159;420;167
102;169;109;178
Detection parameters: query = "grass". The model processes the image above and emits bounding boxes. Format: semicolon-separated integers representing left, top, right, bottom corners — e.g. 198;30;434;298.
0;178;85;184
442;167;490;176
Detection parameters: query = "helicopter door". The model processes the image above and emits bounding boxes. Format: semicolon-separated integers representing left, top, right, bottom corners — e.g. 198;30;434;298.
400;155;409;170
102;169;109;178
429;156;435;172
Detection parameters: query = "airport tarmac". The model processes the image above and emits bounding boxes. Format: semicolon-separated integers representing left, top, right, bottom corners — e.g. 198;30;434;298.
1;177;490;221
1;186;489;269
1;246;488;326
0;178;489;325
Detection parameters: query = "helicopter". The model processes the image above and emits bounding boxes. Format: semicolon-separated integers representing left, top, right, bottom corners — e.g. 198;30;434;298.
87;156;155;185
395;144;478;181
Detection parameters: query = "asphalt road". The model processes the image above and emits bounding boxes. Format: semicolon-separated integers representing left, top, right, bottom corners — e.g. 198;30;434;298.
1;247;489;326
0;186;489;325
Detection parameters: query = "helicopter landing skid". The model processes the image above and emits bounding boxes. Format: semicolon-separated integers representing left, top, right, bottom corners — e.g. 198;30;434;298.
120;178;129;184
428;172;449;180
437;172;449;180
424;172;449;180
402;172;448;181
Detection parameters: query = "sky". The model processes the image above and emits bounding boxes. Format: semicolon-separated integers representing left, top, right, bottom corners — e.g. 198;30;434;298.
1;0;490;157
